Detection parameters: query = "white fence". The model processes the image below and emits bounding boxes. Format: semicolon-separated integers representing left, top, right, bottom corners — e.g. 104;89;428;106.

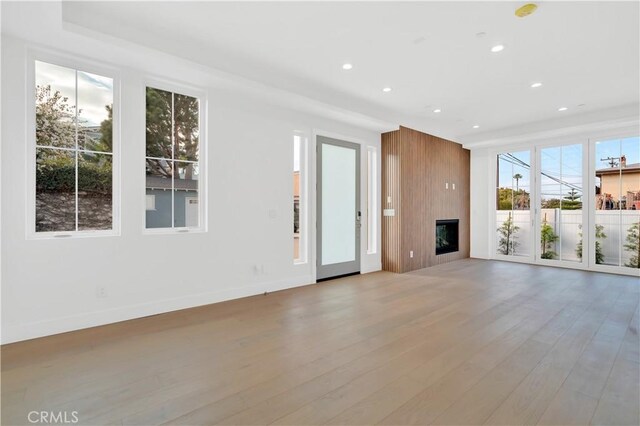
496;209;639;266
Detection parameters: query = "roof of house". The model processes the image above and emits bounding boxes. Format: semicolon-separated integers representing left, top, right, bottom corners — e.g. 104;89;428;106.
596;163;640;176
146;176;198;191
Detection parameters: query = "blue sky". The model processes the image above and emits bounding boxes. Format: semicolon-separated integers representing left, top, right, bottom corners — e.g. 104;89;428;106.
498;136;640;201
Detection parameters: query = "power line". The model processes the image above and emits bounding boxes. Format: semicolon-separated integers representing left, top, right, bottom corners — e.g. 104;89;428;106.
499;153;583;192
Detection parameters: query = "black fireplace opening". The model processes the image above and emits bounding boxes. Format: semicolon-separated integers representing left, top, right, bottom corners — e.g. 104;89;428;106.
436;219;459;255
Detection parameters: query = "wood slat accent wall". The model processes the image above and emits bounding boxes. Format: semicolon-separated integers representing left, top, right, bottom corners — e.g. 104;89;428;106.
381;130;402;272
382;126;470;273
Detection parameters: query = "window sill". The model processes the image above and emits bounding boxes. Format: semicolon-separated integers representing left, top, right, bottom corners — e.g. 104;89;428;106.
143;227;206;235
27;230;120;240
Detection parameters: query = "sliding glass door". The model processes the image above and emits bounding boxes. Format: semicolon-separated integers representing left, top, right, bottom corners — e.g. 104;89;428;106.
496;150;533;261
538;143;585;265
494;137;639;275
593;137;640;270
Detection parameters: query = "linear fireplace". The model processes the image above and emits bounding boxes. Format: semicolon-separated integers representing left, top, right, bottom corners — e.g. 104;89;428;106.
436;219;459;255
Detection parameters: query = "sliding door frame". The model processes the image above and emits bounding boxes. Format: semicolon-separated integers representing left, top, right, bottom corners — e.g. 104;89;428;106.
489;130;639;277
534;139;589;270
492;148;536;265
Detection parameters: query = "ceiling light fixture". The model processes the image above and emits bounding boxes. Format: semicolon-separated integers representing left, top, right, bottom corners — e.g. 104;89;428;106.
515;3;538;18
382;87;392;92
530;82;543;88
491;44;505;53
473;125;480;129
433;108;442;113
558;107;568;111
342;63;353;70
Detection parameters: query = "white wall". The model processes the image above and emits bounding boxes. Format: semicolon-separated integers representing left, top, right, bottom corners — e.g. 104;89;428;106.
470;148;492;259
0;3;383;343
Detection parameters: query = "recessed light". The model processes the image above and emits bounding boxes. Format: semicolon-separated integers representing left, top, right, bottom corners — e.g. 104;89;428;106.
342;63;353;70
491;44;505;53
433;108;441;113
473;125;480;129
530;82;543;88
558;107;568;111
382;87;392;92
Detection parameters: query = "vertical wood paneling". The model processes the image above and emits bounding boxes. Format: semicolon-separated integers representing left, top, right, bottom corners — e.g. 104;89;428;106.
381;130;402;273
381;126;470;273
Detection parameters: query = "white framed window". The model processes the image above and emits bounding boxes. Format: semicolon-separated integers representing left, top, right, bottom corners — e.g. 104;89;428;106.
144;83;205;232
367;146;378;254
28;57;119;238
293;133;308;263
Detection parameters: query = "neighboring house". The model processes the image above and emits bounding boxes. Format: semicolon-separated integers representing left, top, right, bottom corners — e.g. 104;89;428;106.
146;175;199;227
595;156;640;209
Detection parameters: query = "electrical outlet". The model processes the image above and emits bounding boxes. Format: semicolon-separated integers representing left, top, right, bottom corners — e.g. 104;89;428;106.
410;250;414;258
96;286;107;298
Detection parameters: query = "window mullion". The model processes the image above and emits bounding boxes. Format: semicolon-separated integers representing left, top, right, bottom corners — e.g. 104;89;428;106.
171;92;175;228
74;69;79;232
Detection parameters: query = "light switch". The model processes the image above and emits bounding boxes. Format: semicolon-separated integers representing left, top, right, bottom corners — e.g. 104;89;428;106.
387;196;392;203
383;209;395;217
445;182;449;189
452;183;456;190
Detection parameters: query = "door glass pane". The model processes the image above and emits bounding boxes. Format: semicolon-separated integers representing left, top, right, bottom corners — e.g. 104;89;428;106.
540;144;582;262
496;151;531;257
322;144;356;265
596;137;640;268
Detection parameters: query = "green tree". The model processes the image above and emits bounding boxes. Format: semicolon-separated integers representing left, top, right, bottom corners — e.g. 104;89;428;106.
497;212;519;255
542;198;582;210
540;214;559;259
624;222;640;268
565;188;580;201
576;224;606;264
498;187;530;210
91;104;113;152
145;88;199;179
35;85;111;193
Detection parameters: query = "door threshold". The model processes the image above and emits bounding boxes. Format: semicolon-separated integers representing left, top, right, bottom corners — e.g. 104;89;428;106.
317;271;361;282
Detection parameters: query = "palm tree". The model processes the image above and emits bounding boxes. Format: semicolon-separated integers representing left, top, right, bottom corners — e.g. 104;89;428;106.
513;173;523;192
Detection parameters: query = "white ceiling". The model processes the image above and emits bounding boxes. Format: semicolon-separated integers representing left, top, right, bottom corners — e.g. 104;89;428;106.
60;1;640;142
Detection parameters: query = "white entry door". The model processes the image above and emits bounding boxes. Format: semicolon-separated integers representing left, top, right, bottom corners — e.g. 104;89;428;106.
316;136;361;281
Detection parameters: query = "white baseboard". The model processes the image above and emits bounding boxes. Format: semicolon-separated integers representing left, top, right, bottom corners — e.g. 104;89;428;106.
1;275;314;344
361;263;383;274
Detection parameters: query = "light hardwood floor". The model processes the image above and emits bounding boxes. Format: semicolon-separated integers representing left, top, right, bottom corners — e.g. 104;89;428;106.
1;259;638;425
